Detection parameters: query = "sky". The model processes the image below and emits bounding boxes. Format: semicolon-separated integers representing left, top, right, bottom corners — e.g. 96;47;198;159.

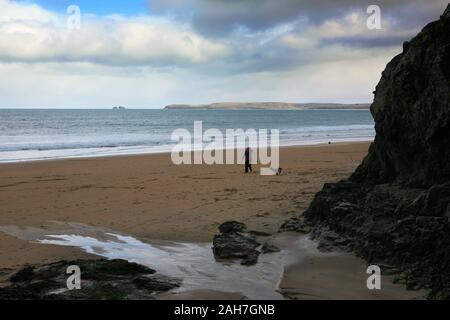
0;0;447;108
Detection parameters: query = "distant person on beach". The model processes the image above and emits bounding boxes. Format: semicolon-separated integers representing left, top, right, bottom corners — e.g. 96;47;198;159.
244;147;252;173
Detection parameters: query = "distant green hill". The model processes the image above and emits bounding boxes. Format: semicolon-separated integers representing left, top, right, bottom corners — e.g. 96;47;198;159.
164;102;370;110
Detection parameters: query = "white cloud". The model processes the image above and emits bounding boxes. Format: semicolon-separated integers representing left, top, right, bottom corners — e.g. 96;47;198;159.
0;0;229;66
278;10;417;53
0;0;56;23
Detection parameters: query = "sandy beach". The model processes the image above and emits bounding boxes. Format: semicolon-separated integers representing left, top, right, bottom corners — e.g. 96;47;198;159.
0;142;368;269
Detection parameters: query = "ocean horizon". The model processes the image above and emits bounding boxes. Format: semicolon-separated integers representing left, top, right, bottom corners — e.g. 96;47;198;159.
0;108;374;163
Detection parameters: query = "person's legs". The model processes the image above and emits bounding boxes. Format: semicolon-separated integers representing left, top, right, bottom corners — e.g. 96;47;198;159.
245;162;250;173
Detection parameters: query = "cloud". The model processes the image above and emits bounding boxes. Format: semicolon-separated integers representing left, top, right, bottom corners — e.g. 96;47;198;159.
0;0;56;23
0;0;446;108
1;0;444;69
151;0;448;36
290;11;419;48
0;0;229;66
201;10;414;75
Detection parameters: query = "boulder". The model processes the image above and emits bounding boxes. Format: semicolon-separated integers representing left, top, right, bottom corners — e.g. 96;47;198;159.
212;221;275;265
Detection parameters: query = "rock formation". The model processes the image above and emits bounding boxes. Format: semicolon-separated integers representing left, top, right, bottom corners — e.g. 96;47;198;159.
212;221;277;265
0;259;180;300
286;5;450;299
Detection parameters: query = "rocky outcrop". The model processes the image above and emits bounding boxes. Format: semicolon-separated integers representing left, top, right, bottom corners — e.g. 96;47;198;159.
212;221;278;265
292;5;450;299
0;259;180;300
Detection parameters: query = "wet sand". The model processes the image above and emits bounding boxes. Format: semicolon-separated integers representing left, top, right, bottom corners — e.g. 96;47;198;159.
279;255;424;300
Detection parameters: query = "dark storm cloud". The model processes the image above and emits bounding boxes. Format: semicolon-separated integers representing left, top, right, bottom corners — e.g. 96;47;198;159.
151;0;448;36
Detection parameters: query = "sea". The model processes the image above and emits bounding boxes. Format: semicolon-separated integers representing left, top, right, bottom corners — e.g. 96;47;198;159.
0;109;375;163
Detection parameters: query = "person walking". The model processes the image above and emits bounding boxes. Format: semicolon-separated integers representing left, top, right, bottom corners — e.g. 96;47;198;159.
244;147;252;173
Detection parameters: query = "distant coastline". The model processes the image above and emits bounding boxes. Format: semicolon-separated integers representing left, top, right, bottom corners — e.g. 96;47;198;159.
164;102;371;110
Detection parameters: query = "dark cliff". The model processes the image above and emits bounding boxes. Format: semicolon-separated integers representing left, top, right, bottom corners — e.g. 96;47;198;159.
352;5;450;187
286;5;450;299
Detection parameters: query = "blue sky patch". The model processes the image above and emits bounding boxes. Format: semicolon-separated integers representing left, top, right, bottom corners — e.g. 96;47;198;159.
30;0;149;16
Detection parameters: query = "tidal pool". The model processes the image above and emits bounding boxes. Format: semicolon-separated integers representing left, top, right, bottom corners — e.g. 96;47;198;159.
36;232;309;299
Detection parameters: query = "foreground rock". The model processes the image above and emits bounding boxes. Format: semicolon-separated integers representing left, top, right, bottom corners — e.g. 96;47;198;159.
213;221;278;265
290;6;450;299
0;259;180;300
